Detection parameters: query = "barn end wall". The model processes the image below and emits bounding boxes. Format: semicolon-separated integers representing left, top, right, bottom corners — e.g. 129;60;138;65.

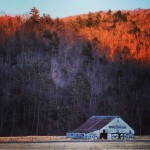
100;117;134;139
100;117;134;134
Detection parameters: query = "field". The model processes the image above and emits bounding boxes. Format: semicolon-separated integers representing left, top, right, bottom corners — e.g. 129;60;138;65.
0;136;150;149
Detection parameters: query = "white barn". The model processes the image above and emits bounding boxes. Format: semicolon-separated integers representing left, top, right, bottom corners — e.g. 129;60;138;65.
66;116;134;140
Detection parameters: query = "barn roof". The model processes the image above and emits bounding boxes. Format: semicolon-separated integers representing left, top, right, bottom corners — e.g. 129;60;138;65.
69;116;118;133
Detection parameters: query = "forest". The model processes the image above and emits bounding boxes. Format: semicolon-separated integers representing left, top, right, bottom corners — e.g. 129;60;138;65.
0;8;150;136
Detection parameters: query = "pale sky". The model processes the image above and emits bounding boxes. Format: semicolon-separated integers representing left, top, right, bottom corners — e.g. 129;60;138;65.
0;0;150;18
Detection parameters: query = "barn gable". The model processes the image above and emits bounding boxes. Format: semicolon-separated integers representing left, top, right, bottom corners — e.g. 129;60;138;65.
101;117;134;134
66;115;134;140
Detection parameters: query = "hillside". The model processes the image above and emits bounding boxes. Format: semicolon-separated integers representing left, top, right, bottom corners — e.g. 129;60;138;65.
0;8;150;136
64;9;150;62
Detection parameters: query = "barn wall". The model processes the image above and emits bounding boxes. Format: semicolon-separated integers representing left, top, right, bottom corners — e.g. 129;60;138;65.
85;131;99;139
100;117;134;134
66;131;100;139
66;133;85;139
100;117;134;139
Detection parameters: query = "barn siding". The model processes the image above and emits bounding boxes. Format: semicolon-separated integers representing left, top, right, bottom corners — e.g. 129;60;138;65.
100;117;134;134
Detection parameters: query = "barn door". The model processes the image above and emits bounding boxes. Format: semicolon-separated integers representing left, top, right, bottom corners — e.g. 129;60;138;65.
100;130;107;139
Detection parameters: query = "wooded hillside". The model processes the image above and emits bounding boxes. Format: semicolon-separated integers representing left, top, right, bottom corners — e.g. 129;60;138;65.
0;8;150;136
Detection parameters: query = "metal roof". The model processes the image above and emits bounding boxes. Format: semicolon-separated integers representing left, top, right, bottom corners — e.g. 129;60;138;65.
68;116;118;133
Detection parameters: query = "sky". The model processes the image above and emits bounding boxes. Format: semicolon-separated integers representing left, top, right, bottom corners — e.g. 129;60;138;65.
0;0;150;18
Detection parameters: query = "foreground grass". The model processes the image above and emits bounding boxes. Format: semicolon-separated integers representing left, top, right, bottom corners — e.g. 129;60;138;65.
0;136;67;142
0;141;150;149
0;136;150;149
0;136;150;142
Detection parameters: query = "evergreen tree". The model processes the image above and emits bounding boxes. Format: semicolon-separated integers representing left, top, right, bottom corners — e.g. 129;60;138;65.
76;16;86;28
95;13;101;27
113;10;127;22
30;7;40;23
86;12;94;27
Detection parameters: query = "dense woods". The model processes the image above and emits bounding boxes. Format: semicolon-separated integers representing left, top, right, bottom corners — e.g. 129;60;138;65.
0;8;150;136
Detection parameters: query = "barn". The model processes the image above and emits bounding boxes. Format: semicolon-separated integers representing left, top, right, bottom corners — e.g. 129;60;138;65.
66;116;134;140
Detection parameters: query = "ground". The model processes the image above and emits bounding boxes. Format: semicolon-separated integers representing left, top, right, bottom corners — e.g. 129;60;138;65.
0;136;150;149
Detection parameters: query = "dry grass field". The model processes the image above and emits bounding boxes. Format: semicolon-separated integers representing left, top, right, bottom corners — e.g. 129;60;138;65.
0;136;67;142
0;136;150;149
